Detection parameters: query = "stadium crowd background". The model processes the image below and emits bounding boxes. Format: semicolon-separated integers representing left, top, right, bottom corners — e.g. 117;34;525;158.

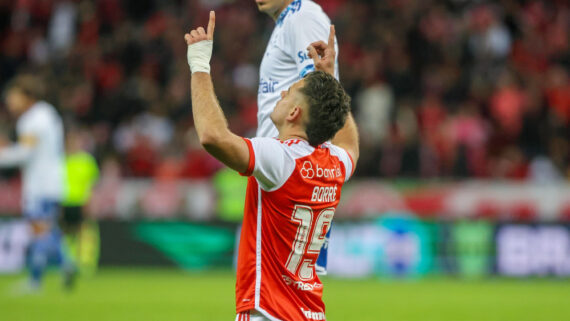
0;0;568;182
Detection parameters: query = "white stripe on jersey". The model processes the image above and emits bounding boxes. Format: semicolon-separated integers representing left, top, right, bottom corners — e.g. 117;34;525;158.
254;185;284;321
254;186;262;310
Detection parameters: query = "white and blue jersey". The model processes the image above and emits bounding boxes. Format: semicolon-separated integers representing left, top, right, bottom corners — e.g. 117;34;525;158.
16;101;65;220
257;0;339;138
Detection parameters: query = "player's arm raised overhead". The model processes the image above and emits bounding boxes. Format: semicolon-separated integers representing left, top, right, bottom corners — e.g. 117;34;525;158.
308;26;360;166
184;11;251;174
331;108;359;167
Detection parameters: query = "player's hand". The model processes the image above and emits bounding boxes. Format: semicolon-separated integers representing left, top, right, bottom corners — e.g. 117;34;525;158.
184;10;215;45
184;11;216;74
307;25;336;76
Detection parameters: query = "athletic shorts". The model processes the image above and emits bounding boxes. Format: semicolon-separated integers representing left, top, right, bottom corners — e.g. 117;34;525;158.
235;310;272;321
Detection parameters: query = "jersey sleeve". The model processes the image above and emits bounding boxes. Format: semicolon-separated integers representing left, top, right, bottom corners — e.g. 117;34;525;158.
328;144;355;182
285;11;339;79
242;138;295;191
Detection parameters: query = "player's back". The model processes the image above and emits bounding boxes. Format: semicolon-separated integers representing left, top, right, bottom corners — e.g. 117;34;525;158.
257;0;339;138
236;138;353;320
16;101;64;204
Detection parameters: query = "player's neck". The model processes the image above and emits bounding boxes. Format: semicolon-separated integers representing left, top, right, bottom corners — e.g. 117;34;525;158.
271;0;294;21
278;128;308;143
24;101;36;111
17;100;36;116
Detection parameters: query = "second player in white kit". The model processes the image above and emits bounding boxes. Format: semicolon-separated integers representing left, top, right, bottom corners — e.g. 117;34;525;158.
0;75;71;290
14;101;65;215
257;0;339;138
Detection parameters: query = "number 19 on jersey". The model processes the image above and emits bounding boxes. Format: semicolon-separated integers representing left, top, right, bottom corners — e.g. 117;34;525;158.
285;205;334;281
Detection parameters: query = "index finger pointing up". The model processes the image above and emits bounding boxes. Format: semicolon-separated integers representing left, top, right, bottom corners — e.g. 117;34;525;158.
328;25;335;48
207;11;216;39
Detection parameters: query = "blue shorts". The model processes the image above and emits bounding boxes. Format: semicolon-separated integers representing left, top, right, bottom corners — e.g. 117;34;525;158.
315;227;331;274
23;198;61;221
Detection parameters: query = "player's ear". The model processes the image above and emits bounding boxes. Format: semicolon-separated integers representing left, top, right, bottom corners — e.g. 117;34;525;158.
286;105;302;122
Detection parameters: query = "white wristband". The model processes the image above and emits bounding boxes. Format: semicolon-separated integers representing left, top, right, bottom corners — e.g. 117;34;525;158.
187;40;213;74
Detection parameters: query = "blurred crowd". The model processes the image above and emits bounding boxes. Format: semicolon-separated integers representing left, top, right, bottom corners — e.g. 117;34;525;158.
0;0;568;181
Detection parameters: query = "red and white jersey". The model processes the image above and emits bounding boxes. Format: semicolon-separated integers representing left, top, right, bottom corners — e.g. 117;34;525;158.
236;137;354;321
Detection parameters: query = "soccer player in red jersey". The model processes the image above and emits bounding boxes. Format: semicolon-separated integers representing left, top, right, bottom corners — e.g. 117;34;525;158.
185;12;358;321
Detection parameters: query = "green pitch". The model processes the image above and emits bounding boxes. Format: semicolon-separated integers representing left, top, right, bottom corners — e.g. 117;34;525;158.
0;268;568;321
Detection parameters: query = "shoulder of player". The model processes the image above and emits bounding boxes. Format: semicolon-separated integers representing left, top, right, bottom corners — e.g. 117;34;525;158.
270;138;316;159
19;101;59;130
249;137;318;161
250;137;290;157
17;104;40;127
320;142;349;159
28;101;58;120
284;0;330;27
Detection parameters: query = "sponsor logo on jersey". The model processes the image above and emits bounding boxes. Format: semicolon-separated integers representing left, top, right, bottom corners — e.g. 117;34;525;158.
300;161;315;179
300;307;326;320
297;51;310;63
282;275;323;291
259;78;279;94
300;161;342;180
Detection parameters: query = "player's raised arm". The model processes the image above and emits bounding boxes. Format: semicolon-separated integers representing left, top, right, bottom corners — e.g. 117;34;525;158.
332;113;359;167
308;26;359;166
184;11;250;174
307;25;337;77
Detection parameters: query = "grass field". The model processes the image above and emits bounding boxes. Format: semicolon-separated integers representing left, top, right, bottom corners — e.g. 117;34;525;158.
0;268;568;321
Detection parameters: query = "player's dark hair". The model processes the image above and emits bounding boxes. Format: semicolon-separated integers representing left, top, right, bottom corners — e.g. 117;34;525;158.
6;74;46;100
300;71;351;146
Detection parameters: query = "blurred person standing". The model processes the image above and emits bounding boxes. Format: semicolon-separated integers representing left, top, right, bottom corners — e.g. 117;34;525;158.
213;167;248;222
0;74;72;291
254;0;339;274
62;128;100;278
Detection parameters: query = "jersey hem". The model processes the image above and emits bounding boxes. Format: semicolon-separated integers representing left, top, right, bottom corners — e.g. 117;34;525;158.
236;303;255;313
256;305;282;321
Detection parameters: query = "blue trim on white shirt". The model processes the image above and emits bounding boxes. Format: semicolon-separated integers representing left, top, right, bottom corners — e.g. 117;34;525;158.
300;64;315;78
276;0;302;26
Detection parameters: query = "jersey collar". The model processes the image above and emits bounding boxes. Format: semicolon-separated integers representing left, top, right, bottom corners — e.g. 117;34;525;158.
276;0;302;26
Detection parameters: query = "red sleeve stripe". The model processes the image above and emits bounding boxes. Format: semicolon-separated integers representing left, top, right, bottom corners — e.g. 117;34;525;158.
240;138;255;177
